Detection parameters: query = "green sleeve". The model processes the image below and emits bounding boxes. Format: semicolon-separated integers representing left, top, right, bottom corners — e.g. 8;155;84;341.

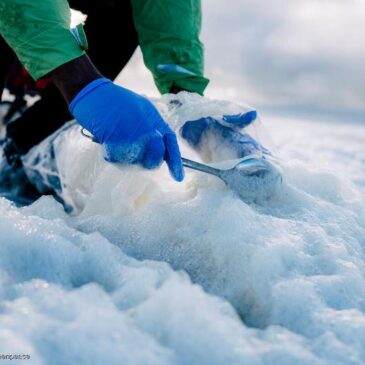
0;0;85;80
131;0;209;95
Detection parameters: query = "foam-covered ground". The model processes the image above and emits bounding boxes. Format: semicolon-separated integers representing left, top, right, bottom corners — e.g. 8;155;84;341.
1;95;365;364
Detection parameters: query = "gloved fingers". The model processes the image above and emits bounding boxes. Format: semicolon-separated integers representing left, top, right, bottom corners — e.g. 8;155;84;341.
214;129;271;158
180;117;213;147
222;110;257;129
180;112;260;156
180;111;257;146
142;133;165;169
102;142;144;164
180;111;258;149
163;133;184;182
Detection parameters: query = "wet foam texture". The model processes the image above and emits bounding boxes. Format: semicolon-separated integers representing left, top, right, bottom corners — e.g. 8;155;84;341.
1;93;365;365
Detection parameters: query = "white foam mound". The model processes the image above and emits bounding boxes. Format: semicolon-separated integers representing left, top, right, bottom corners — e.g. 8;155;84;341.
1;93;365;365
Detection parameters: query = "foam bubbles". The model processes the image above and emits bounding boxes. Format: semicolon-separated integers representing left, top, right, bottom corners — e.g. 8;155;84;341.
1;96;365;364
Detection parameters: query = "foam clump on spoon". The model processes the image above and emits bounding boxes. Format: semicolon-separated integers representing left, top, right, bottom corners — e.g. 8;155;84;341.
182;156;282;203
222;157;282;202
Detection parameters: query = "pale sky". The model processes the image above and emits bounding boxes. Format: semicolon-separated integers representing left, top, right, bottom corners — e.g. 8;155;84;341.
118;0;365;119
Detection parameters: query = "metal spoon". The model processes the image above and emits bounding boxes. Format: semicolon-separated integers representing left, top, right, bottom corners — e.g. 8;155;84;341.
182;157;282;202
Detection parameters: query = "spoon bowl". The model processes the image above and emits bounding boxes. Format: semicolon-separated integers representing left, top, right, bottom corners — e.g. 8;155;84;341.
182;157;282;202
219;158;282;202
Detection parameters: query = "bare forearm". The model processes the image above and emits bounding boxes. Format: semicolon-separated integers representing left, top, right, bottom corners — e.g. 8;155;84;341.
49;55;102;104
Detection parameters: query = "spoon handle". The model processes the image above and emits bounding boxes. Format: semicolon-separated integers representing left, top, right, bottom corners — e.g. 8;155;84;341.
182;157;221;177
79;129;222;178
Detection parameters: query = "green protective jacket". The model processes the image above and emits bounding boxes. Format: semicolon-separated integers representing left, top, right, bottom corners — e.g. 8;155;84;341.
0;0;209;94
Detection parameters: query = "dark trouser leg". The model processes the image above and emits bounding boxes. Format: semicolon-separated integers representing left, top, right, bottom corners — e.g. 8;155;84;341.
6;0;139;155
71;0;139;79
0;36;16;100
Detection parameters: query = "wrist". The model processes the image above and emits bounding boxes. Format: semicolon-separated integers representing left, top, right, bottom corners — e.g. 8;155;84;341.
69;78;111;113
49;55;102;103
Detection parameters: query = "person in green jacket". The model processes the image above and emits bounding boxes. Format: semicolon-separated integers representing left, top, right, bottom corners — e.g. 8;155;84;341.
0;0;209;183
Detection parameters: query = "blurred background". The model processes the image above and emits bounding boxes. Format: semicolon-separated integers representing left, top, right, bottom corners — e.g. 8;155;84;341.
118;0;365;122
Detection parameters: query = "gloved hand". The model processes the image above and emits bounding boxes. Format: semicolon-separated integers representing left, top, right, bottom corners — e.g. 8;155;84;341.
180;110;270;162
69;78;184;181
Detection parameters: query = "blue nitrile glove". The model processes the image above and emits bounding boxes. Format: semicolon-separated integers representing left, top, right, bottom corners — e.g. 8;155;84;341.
69;78;184;181
181;111;270;159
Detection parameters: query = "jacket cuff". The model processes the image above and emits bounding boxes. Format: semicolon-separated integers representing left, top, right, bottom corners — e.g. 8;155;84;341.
18;26;86;80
